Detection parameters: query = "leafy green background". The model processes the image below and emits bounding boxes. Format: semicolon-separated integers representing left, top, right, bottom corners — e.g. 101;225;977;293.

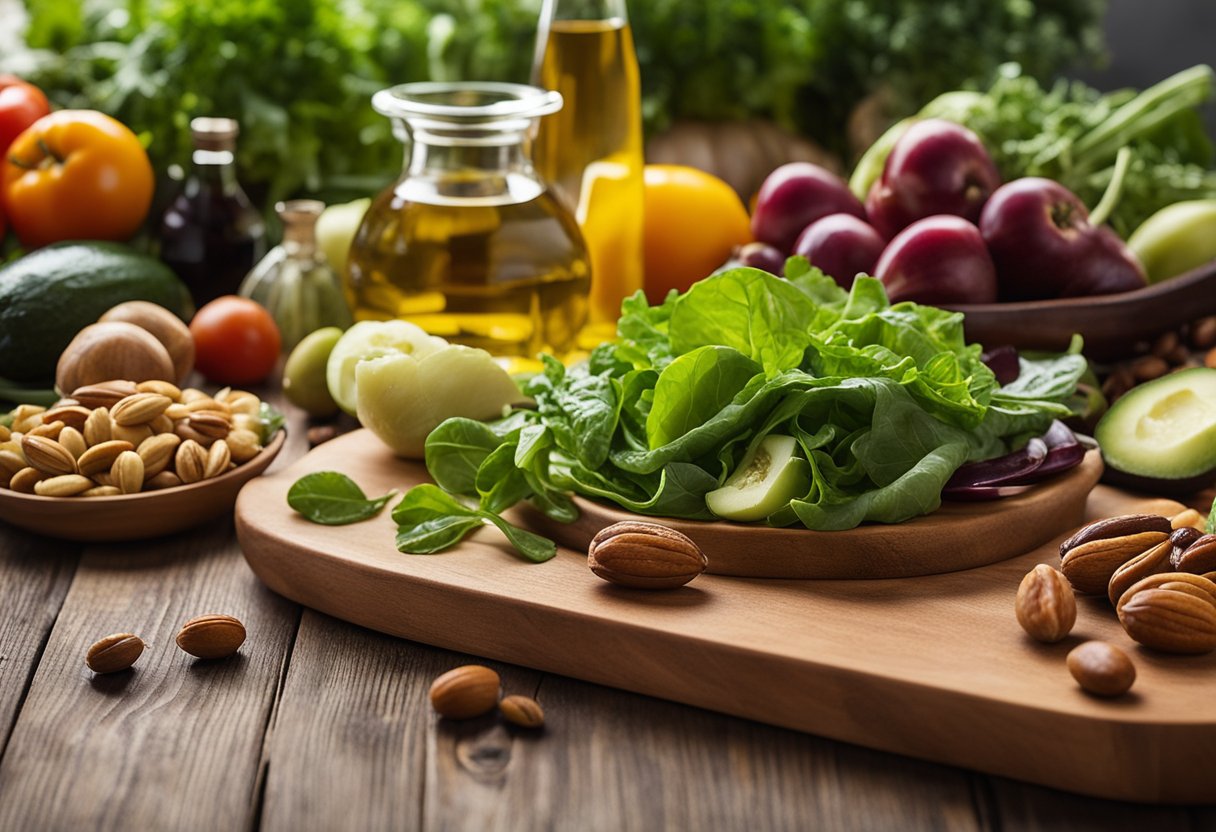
5;0;1106;206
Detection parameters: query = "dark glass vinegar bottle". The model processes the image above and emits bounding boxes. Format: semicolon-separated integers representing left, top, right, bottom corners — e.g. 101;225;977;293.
158;118;266;307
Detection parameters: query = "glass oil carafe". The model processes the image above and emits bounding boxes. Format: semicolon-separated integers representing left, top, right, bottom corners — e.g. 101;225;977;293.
532;0;644;343
238;200;353;352
345;83;591;358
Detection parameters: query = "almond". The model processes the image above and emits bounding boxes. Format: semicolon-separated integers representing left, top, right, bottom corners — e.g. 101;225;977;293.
81;486;122;498
111;392;173;426
1118;586;1216;654
1015;564;1076;643
204;439;231;479
86;633;145;674
111;423;154;446
226;429;262;463
137;433;181;479
10;404;47;434
224;391;261;416
83;407;113;446
1170;508;1206;531
1060;530;1170;595
136;380;183;400
77;440;136;477
58;426;88;460
34;474;94;497
42;405;91;431
71;381;138;410
28;419;65;439
175;439;207;484
587;521;708;589
429;665;500;719
1107;538;1173;606
146;471;183;491
1066;641;1135;697
111;451;145;494
188;411;231;440
499;695;544;729
176;614;246;659
21;435;77;476
9;467;43;493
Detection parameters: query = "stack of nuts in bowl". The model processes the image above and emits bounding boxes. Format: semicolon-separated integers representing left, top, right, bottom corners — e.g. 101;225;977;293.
0;380;267;497
1016;508;1216;697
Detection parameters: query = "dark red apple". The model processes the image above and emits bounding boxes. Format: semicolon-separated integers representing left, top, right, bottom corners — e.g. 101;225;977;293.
866;119;1001;239
875;215;998;305
733;241;786;275
979;177;1147;300
792;213;885;289
751;162;865;253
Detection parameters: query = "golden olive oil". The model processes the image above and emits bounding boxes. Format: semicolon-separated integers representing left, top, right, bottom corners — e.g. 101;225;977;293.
534;16;645;340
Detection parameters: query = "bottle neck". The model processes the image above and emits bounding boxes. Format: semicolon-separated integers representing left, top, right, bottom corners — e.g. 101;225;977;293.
402;132;542;204
539;0;628;22
190;148;239;195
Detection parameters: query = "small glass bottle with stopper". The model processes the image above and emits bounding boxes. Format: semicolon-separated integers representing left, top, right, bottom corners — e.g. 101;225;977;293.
158;117;267;308
238;200;353;351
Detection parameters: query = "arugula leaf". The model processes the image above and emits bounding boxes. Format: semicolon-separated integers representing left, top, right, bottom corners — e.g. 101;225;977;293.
287;472;396;525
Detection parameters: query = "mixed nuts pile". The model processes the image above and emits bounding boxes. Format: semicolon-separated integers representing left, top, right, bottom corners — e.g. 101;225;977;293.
0;380;268;496
1016;508;1215;697
1099;314;1216;403
429;664;544;729
86;614;247;674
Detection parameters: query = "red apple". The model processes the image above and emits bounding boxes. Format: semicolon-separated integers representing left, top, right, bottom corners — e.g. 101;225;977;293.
751;163;865;253
979;178;1146;300
875;215;998;305
866;119;1001;240
792;213;885;289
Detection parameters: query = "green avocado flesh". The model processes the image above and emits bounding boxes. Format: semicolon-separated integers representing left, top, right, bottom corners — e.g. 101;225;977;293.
706;434;811;522
1095;367;1216;479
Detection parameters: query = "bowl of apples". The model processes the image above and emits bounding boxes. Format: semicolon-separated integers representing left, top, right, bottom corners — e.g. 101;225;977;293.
741;119;1216;362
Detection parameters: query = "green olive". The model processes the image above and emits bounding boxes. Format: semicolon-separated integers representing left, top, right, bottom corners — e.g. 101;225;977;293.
283;327;344;417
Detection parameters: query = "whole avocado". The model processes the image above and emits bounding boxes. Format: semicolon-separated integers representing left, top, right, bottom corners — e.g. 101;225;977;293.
0;242;194;384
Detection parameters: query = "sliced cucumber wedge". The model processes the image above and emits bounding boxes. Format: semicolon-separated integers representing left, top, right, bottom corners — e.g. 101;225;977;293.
706;434;811;522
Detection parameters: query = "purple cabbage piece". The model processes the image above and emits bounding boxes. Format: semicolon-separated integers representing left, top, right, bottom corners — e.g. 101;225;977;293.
981;345;1020;386
945;437;1048;490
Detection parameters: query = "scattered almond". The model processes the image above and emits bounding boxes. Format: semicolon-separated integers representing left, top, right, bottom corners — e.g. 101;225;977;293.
176;614;247;659
429;665;501;719
499;695;544;729
86;633;145;674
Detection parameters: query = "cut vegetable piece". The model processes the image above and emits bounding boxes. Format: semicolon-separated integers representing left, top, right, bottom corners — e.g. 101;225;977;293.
944;438;1047;490
326;320;447;416
1095;368;1216;480
706;435;810;522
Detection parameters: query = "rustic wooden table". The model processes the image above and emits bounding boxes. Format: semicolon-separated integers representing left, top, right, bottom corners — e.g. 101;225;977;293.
0;400;1212;831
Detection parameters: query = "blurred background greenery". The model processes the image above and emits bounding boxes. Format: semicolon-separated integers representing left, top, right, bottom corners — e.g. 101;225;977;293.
4;0;1109;206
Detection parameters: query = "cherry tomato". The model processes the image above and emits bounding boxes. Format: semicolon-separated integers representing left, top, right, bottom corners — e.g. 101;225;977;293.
0;76;50;157
2;109;154;249
190;296;281;385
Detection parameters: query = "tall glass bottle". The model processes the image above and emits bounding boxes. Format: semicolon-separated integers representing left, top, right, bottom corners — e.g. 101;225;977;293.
532;0;644;343
158;118;267;308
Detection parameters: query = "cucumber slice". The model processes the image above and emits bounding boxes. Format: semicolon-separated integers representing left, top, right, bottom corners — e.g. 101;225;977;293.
706;435;811;522
1094;367;1216;480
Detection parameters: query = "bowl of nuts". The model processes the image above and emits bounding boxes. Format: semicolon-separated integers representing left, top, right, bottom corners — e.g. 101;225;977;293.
0;380;286;542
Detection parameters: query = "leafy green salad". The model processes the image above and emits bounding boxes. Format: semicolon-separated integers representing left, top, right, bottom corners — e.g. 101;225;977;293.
392;261;1086;561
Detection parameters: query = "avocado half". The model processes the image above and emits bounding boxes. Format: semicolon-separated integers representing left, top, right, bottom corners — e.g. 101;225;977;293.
1095;367;1216;495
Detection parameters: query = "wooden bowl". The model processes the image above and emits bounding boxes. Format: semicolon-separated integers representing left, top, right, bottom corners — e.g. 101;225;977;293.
952;259;1216;361
0;430;286;542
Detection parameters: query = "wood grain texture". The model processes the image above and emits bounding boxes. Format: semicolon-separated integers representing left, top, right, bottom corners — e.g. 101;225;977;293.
0;522;299;831
0;527;77;754
236;430;1216;803
985;778;1192;831
953;258;1216;360
527;449;1102;578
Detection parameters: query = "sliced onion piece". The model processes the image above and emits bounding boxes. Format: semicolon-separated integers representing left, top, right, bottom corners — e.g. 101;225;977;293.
1009;421;1085;483
945;437;1048;490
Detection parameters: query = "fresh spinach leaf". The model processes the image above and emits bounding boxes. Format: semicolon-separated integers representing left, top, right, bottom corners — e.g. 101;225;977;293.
395;515;485;554
476;444;532;515
287;472;396;525
424;418;509;496
646;346;761;449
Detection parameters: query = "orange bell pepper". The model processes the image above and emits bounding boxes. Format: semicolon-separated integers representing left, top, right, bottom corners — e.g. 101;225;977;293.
3;110;154;249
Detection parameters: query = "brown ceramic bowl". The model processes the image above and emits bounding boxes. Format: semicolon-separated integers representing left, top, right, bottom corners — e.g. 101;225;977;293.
951;259;1216;361
0;430;286;542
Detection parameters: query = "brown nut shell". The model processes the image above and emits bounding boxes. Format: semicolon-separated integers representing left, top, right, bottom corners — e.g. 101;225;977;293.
1175;534;1216;575
1059;514;1173;557
86;633;145;674
588;521;708;589
176;614;246;659
1015;564;1076;643
1118;586;1216;654
1060;530;1169;595
1066;641;1135;697
429;665;501;719
1107;539;1173;606
499;695;545;729
77;440;135;477
21;434;76;476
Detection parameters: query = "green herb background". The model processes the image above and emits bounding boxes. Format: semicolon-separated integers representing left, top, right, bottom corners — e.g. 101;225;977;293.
5;0;1105;206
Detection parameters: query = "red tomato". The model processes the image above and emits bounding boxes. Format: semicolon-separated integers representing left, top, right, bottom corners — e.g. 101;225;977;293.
0;76;51;157
189;296;281;385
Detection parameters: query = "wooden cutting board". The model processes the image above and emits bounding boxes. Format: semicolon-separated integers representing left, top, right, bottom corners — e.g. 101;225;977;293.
235;430;1216;804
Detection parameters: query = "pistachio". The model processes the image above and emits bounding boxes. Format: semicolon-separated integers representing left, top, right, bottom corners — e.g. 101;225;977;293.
85;633;145;674
176;614;246;659
204;439;231;479
1015;564;1076;643
587;521;708;589
175;439;207;484
9;467;42;493
34;474;94;497
111;392;173;426
58;426;88;460
499;695;545;729
77;440;136;477
71;381;138;410
429;665;501;719
1066;641;1136;698
111;451;145;495
83;407;113;446
21;435;77;476
137;433;181;479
